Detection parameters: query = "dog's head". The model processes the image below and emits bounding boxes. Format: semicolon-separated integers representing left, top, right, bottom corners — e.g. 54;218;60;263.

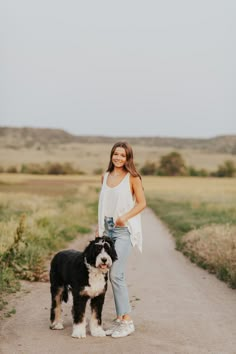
83;236;117;273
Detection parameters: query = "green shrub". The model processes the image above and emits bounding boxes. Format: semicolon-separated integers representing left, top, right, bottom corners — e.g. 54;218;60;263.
215;160;235;177
6;166;18;173
47;163;66;175
187;166;199;176
188;166;209;177
93;167;104;175
140;161;157;175
20;163;45;174
159;151;187;176
20;162;84;175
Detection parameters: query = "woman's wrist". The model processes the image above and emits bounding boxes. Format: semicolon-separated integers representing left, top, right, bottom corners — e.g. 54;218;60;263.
95;224;99;237
122;215;128;223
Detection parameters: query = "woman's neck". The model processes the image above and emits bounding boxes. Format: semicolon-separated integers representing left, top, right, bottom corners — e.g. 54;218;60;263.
111;168;125;177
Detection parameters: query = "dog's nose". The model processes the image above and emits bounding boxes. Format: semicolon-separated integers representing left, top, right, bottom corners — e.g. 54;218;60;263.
101;258;107;264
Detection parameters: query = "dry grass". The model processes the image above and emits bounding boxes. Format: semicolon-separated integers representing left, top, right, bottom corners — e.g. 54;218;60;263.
0;177;99;310
0;184;98;253
144;176;236;287
0;174;100;197
143;176;236;207
182;225;236;287
1;174;236;290
0;173;100;184
1;143;236;174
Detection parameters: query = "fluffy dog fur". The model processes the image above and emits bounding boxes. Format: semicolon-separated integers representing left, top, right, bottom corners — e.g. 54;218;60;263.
49;236;117;338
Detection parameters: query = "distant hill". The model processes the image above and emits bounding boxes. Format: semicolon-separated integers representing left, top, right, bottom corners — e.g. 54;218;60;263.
0;126;236;154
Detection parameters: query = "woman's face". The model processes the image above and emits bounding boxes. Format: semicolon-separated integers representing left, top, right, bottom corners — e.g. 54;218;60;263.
112;147;127;168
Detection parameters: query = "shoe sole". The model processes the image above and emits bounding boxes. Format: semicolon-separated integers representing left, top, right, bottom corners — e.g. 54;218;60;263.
111;329;135;338
105;324;121;336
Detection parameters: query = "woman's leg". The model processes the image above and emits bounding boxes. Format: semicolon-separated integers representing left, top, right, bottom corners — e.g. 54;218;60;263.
109;227;132;317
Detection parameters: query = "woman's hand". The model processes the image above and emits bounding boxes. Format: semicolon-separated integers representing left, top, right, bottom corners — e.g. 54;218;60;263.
95;225;99;238
115;216;127;227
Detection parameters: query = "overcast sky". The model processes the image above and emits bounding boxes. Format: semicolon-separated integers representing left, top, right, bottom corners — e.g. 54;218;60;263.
1;0;235;138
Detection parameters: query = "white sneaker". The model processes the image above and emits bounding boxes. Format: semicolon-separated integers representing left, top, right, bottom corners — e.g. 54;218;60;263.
105;319;121;336
111;320;135;338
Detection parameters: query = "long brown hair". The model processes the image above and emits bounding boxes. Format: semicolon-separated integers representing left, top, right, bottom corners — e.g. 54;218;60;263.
106;141;141;179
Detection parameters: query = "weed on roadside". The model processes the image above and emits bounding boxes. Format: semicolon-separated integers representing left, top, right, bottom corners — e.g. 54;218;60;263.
0;182;99;312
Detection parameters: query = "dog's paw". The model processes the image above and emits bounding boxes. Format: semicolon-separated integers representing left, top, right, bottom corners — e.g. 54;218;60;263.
50;322;64;330
90;326;106;337
71;324;86;339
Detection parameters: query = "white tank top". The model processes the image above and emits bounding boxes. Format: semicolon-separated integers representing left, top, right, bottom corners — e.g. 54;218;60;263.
98;172;143;252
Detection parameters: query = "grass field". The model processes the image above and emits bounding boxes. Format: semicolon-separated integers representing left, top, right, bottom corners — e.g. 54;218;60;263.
0;174;100;313
1;142;236;174
0;174;235;315
144;176;236;288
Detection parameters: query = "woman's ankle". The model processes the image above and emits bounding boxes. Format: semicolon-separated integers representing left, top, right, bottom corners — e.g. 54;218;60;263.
122;314;132;321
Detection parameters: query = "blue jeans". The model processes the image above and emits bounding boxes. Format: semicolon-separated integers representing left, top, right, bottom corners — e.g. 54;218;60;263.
103;216;132;316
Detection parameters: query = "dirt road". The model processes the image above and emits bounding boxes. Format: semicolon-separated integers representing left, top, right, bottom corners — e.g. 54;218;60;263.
1;208;236;354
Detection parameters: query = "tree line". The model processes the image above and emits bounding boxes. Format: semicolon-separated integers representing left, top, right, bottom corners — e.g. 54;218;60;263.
0;152;235;177
140;151;236;177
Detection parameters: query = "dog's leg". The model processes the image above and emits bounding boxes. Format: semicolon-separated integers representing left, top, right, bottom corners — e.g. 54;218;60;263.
50;286;64;330
71;294;88;338
90;294;106;337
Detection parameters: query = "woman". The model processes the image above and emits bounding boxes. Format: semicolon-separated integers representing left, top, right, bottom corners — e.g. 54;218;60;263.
96;141;146;338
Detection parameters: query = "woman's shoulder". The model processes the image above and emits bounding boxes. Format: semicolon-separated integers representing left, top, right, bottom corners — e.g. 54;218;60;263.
101;171;109;184
129;174;142;188
129;174;141;182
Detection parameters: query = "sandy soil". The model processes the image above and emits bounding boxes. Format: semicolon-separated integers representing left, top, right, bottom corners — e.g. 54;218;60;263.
1;208;236;354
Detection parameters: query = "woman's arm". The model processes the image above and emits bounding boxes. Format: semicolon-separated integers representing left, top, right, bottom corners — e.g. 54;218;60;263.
115;176;146;226
95;174;105;237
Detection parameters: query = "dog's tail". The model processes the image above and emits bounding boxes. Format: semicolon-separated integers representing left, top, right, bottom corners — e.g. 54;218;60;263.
62;286;69;303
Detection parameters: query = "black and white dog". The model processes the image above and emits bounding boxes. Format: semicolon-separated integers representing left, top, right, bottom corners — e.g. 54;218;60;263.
49;236;117;338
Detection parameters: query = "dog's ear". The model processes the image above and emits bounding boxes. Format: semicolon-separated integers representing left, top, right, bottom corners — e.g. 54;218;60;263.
110;246;118;262
103;237;118;262
83;240;97;266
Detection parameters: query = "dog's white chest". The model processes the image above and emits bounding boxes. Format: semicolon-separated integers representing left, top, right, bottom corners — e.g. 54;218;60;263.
81;269;106;298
